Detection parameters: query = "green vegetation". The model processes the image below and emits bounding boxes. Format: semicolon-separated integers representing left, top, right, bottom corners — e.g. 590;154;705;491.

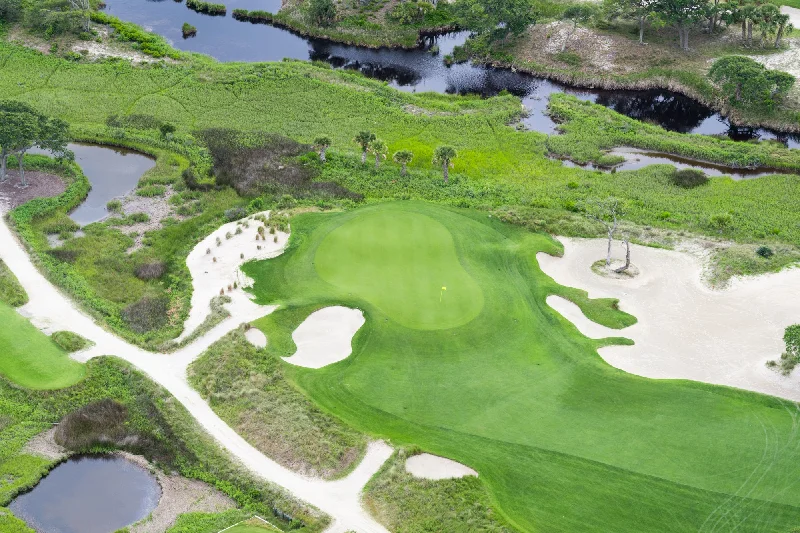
51;330;91;352
182;22;197;38
0;258;27;307
189;329;367;479
0;302;85;389
364;448;513;532
0;357;327;531
244;201;800;532
186;0;226;15
709;56;795;111
767;324;800;375
167;510;254;533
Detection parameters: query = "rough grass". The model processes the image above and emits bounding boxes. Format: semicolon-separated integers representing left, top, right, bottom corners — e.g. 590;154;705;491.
364;447;514;533
0;259;28;307
0;303;85;390
50;330;91;352
188;329;367;479
244;202;800;532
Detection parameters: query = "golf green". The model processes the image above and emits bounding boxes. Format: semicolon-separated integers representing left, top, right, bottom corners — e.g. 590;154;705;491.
315;208;483;330
0;303;85;389
245;202;800;532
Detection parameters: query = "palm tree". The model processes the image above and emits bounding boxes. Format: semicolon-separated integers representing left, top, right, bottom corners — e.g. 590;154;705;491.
353;131;375;164
392;150;413;176
432;145;457;183
314;135;332;162
368;139;388;169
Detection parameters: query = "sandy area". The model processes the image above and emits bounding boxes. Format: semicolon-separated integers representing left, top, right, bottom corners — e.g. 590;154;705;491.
21;427;69;461
245;327;267;348
404;453;478;480
546;295;617;339
178;211;289;342
538;238;800;401
115;185;182;252
0;171;65;211
284;306;366;369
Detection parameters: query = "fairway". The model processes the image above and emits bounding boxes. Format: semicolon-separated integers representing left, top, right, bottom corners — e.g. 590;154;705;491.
245;201;800;532
0;303;85;389
315;208;483;330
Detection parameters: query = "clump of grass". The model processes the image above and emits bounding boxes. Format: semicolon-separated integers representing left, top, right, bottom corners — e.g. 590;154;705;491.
554;51;582;67
707;243;800;287
182;22;197;38
0;259;28;307
137;184;167;197
54;399;130;450
106;199;122;212
186;0;226;15
134;261;167;280
122;296;169;333
671;168;709;188
51;330;91;352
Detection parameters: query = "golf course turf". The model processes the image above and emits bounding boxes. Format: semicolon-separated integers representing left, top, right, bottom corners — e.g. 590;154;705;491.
0;303;85;389
246;201;800;532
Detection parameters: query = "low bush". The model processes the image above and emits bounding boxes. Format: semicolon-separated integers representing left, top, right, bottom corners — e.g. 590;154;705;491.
122;296;169;333
51;330;91;352
54;399;130;450
181;22;197;38
756;245;774;258
134;261;167;280
224;207;247;221
138;184;166;197
671;168;709;188
106;199;122;212
47;248;79;263
186;0;226;15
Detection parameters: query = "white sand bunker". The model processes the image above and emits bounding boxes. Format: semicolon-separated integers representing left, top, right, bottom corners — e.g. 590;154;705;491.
245;327;267;348
178;211;289;341
405;453;478;480
537;238;800;401
546;295;617;339
284;306;365;369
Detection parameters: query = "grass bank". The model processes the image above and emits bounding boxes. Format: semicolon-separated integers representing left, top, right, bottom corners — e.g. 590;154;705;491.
243;201;800;532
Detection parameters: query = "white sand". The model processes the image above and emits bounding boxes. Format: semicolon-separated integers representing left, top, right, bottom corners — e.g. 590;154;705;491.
284;306;366;369
782;6;800;27
537;238;800;401
546;295;616;339
245;328;267;348
178;211;289;341
405;453;478;480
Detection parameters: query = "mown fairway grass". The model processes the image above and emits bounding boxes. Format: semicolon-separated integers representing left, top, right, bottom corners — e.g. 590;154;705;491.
246;201;800;532
0;303;85;389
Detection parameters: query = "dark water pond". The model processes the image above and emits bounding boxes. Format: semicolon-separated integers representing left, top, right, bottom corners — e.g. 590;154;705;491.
9;455;161;533
32;143;155;225
561;147;797;179
104;0;800;145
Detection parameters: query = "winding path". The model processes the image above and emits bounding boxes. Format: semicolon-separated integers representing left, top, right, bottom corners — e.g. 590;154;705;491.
0;211;391;533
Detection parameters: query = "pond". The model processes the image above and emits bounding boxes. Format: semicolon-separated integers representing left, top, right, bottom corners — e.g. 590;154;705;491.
32;143;155;225
9;455;161;533
560;147;796;179
104;0;800;145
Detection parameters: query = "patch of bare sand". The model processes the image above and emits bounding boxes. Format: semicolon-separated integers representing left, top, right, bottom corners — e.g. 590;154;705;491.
284;306;365;369
404;453;478;480
245;327;267;348
537;238;800;401
0;171;65;211
22;427;69;461
753;38;800;99
517;22;620;72
113;185;183;253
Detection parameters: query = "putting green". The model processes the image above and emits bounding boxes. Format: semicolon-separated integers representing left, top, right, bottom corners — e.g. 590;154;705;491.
0;303;85;389
245;202;800;532
315;208;483;330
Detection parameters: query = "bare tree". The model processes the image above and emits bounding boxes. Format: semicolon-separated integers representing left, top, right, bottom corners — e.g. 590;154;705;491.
614;233;631;273
583;197;624;267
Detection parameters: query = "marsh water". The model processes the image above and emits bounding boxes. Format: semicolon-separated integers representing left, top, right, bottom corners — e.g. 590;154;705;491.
9;455;161;533
32;143;155;225
104;0;800;145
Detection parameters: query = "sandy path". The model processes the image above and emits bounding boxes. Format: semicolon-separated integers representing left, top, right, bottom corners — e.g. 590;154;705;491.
538;238;800;401
285;306;365;369
404;454;478;480
0;212;391;533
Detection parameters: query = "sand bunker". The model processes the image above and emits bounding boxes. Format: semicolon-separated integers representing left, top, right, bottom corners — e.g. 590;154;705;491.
405;453;478;480
537;238;800;401
178;211;289;341
283;306;365;369
245;327;267;348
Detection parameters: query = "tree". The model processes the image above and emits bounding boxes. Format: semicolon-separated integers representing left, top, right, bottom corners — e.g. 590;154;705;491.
604;0;659;44
0;0;22;22
0;100;69;186
432;145;457;183
560;4;598;51
314;135;332;162
658;0;708;50
23;0;89;35
159;123;176;138
709;56;795;109
353;131;375;164
583;197;624;266
455;0;537;38
309;0;336;26
615;232;632;273
393;150;413;176
367;139;388;169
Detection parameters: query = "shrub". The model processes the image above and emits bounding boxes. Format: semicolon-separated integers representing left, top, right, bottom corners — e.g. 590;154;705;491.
47;248;79;263
54;399;130;450
130;212;151;223
185;0;226;15
671;168;709;188
309;0;336;25
709;213;733;231
134;261;167;280
122;297;169;333
224;207;247;221
767;324;800;375
756;246;774;258
160;122;177;137
42;215;80;235
51;330;91;352
388;0;434;24
181;22;197;38
106;199;122;212
137;184;166;197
